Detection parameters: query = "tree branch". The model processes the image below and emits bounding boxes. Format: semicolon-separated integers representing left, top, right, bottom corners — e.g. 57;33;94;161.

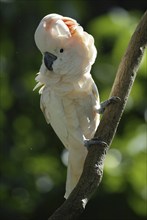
48;11;147;220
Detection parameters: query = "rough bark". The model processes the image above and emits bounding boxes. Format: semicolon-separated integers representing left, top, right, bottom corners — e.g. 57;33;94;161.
48;11;147;220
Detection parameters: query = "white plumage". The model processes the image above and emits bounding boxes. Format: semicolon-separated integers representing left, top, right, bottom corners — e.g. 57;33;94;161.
34;14;100;198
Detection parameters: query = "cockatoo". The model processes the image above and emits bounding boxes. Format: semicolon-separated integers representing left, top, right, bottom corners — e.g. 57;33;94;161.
34;13;100;199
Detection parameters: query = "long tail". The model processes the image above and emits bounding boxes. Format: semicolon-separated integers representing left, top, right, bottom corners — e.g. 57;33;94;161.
64;144;87;199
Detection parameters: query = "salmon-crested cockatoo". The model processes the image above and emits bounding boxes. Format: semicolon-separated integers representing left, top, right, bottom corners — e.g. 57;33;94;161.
34;13;101;199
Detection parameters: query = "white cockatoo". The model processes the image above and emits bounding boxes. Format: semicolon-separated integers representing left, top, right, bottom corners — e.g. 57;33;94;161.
34;13;100;198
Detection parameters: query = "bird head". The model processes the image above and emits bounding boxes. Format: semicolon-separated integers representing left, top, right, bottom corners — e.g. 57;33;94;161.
35;13;97;76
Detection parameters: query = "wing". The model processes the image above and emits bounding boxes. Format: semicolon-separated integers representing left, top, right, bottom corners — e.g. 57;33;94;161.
75;78;100;139
40;87;51;124
41;86;70;148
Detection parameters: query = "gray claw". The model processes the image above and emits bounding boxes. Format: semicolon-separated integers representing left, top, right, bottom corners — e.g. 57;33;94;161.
98;96;121;114
84;138;108;149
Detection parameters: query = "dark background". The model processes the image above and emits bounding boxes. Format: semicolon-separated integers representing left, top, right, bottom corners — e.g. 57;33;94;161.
0;0;146;220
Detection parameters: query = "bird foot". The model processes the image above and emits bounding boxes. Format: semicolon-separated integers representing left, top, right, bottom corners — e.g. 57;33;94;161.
84;138;108;149
97;96;121;114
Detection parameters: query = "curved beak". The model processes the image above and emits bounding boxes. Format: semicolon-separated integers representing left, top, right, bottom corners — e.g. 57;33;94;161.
44;52;57;71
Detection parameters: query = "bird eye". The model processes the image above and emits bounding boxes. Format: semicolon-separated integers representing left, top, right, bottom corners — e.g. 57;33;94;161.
60;48;64;53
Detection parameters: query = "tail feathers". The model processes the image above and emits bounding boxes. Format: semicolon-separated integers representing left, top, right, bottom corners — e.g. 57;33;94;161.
64;145;87;199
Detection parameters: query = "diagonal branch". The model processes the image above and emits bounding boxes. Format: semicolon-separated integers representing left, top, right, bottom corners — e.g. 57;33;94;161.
49;11;147;220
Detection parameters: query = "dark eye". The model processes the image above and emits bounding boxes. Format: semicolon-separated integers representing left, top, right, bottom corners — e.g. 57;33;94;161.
60;48;64;53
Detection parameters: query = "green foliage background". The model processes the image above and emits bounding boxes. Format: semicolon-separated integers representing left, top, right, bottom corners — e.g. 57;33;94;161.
0;1;146;220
